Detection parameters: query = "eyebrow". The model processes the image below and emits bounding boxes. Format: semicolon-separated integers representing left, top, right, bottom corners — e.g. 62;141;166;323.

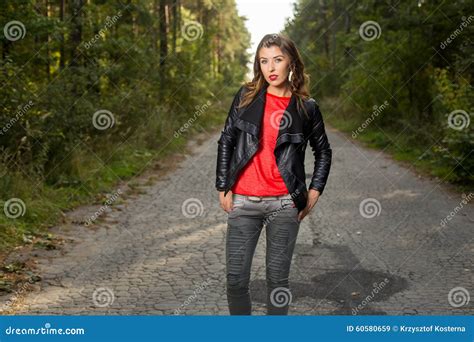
259;55;284;60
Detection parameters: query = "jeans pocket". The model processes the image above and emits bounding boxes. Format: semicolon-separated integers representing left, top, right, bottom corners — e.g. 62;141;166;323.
231;195;246;210
280;198;296;209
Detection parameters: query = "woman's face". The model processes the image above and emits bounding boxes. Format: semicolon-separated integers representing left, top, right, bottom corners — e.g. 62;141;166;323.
258;45;290;87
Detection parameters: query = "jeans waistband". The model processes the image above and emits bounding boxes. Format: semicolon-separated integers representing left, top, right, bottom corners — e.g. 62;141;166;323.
233;193;293;202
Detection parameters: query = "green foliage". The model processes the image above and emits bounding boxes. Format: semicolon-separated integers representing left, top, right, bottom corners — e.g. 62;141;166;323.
431;68;474;183
285;0;473;187
0;0;250;252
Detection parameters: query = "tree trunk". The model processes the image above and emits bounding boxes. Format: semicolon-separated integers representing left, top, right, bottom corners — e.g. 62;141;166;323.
69;0;84;68
171;0;178;55
159;0;168;67
59;0;66;70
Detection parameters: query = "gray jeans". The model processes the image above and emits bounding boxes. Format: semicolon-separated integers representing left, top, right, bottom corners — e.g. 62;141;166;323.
225;192;301;315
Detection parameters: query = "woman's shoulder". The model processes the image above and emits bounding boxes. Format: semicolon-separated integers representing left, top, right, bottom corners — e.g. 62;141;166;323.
231;84;248;99
303;95;320;107
300;96;323;122
301;96;320;112
238;83;252;95
233;84;252;105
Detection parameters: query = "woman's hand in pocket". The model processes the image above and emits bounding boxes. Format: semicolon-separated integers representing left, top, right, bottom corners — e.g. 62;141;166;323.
297;188;320;221
219;190;233;213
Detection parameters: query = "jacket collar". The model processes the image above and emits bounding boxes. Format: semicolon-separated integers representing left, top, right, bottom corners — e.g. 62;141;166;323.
235;83;305;146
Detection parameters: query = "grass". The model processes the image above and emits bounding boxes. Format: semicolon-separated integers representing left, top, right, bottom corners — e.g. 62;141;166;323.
0;96;231;269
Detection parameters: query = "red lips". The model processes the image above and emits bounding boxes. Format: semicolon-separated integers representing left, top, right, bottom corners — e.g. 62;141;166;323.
269;75;278;81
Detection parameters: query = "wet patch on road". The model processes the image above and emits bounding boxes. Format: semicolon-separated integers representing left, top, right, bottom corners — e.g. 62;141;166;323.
250;242;409;314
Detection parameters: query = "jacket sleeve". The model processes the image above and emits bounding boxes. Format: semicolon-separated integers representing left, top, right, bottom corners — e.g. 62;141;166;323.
308;100;332;195
215;86;244;191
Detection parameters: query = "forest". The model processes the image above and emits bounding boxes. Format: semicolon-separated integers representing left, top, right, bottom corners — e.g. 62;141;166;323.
0;0;250;252
286;0;473;190
0;0;472;256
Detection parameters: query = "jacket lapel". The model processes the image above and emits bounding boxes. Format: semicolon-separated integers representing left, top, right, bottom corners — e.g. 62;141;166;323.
235;83;305;147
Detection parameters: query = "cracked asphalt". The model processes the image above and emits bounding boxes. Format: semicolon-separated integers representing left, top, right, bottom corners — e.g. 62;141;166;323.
1;125;472;315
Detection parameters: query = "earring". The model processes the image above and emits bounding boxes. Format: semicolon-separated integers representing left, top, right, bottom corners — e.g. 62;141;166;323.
288;70;293;82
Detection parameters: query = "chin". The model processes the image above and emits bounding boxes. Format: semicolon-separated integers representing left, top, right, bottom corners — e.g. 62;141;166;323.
267;79;282;85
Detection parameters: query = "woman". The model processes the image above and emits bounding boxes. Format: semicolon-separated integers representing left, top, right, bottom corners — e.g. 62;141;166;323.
215;33;332;315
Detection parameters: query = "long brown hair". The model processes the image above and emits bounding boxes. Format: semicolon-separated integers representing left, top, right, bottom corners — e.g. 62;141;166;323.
237;33;311;119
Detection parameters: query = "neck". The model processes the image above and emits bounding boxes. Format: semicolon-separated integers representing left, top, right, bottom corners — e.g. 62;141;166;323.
266;83;292;97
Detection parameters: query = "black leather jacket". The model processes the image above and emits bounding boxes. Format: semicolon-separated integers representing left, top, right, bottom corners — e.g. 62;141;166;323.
215;83;332;213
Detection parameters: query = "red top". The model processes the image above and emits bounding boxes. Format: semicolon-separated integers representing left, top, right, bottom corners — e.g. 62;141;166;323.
231;91;291;196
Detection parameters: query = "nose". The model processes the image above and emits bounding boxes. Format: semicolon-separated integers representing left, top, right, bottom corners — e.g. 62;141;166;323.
268;60;275;72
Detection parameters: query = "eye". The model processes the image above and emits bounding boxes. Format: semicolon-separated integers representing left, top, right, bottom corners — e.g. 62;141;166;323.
261;60;267;64
275;58;282;62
